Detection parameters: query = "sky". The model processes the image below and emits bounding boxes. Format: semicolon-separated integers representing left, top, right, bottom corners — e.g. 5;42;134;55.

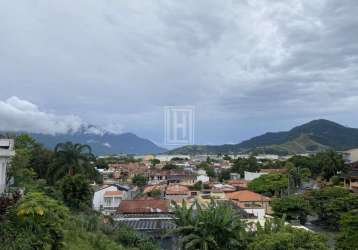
0;0;358;147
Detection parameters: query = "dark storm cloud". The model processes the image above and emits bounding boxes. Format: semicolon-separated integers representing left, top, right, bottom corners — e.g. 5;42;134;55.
0;0;357;143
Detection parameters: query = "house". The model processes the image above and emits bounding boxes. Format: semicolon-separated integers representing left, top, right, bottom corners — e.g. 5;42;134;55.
117;198;170;214
196;174;209;183
148;170;192;185
92;184;132;214
230;173;241;180
343;148;358;163
0;139;15;194
226;190;271;219
343;162;358;192
165;184;189;201
115;198;175;246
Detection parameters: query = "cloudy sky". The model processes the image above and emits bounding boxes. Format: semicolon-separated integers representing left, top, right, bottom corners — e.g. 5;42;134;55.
0;0;358;146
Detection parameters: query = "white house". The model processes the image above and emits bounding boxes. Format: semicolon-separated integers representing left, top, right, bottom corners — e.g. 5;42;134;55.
196;175;209;183
92;185;129;214
0;139;15;194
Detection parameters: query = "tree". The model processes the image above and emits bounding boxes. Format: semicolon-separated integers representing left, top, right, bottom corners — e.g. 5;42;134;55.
308;187;358;229
192;181;203;191
15;192;69;250
205;166;216;178
248;227;329;250
248;173;288;197
132;174;147;189
162;163;181;170
115;224;160;250
315;150;345;181
286;162;311;193
336;211;358;250
147;188;161;198
271;195;312;224
171;200;248;250
60;175;93;209
218;169;231;181
48;142;95;182
232;157;258;177
149;158;160;167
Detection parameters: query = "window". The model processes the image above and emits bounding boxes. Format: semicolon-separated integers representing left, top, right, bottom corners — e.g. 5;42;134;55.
104;197;112;206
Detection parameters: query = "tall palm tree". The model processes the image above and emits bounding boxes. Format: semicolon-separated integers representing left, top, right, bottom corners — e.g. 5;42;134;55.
49;142;95;181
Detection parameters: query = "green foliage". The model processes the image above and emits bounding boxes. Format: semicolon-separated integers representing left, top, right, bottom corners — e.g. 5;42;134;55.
248;173;288;197
147;188;161;198
232;156;258;177
115;224;160;250
149;158;160;167
14;192;69;250
171;200;248;250
218;169;231;181
48;142;96;183
192;181;203;191
162;163;181;170
271;195;312;224
336;211;358;250
308;187;358;229
248;227;329;250
315;150;345;181
60;175;93;210
132;174;147;189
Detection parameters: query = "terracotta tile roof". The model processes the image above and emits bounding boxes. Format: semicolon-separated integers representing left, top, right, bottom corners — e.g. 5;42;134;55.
166;184;189;195
118;199;170;214
226;190;271;202
104;191;123;197
143;185;165;193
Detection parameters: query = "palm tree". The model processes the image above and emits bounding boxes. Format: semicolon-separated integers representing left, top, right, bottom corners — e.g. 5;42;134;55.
170;200;247;250
48;142;95;181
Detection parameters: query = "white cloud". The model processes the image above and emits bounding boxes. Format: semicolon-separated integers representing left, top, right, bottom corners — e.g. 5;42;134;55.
0;96;83;134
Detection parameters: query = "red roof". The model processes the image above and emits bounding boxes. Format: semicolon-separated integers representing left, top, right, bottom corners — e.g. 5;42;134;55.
104;191;123;197
226;190;271;202
166;184;189;195
118;199;170;214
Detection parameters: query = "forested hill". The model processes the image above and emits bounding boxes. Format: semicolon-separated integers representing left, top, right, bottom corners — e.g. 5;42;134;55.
168;119;358;155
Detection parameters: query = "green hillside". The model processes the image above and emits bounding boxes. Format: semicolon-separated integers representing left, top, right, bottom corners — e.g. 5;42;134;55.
168;119;358;155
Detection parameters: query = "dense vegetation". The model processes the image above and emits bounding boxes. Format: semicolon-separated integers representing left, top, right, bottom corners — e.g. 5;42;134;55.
171;200;329;250
0;134;159;250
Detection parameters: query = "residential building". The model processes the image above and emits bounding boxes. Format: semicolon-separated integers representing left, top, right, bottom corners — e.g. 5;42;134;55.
165;184;189;201
343;162;358;192
226;190;271;219
92;184;133;214
0;139;15;194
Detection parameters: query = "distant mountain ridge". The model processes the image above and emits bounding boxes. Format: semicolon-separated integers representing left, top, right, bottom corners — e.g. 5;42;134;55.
4;124;166;155
168;119;358;155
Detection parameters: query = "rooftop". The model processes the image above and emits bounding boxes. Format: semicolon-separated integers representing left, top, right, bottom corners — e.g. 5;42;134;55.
226;190;271;202
166;184;189;195
118;199;170;214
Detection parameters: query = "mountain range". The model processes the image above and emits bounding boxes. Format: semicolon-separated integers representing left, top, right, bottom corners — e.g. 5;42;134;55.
6;125;166;155
169;119;358;155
